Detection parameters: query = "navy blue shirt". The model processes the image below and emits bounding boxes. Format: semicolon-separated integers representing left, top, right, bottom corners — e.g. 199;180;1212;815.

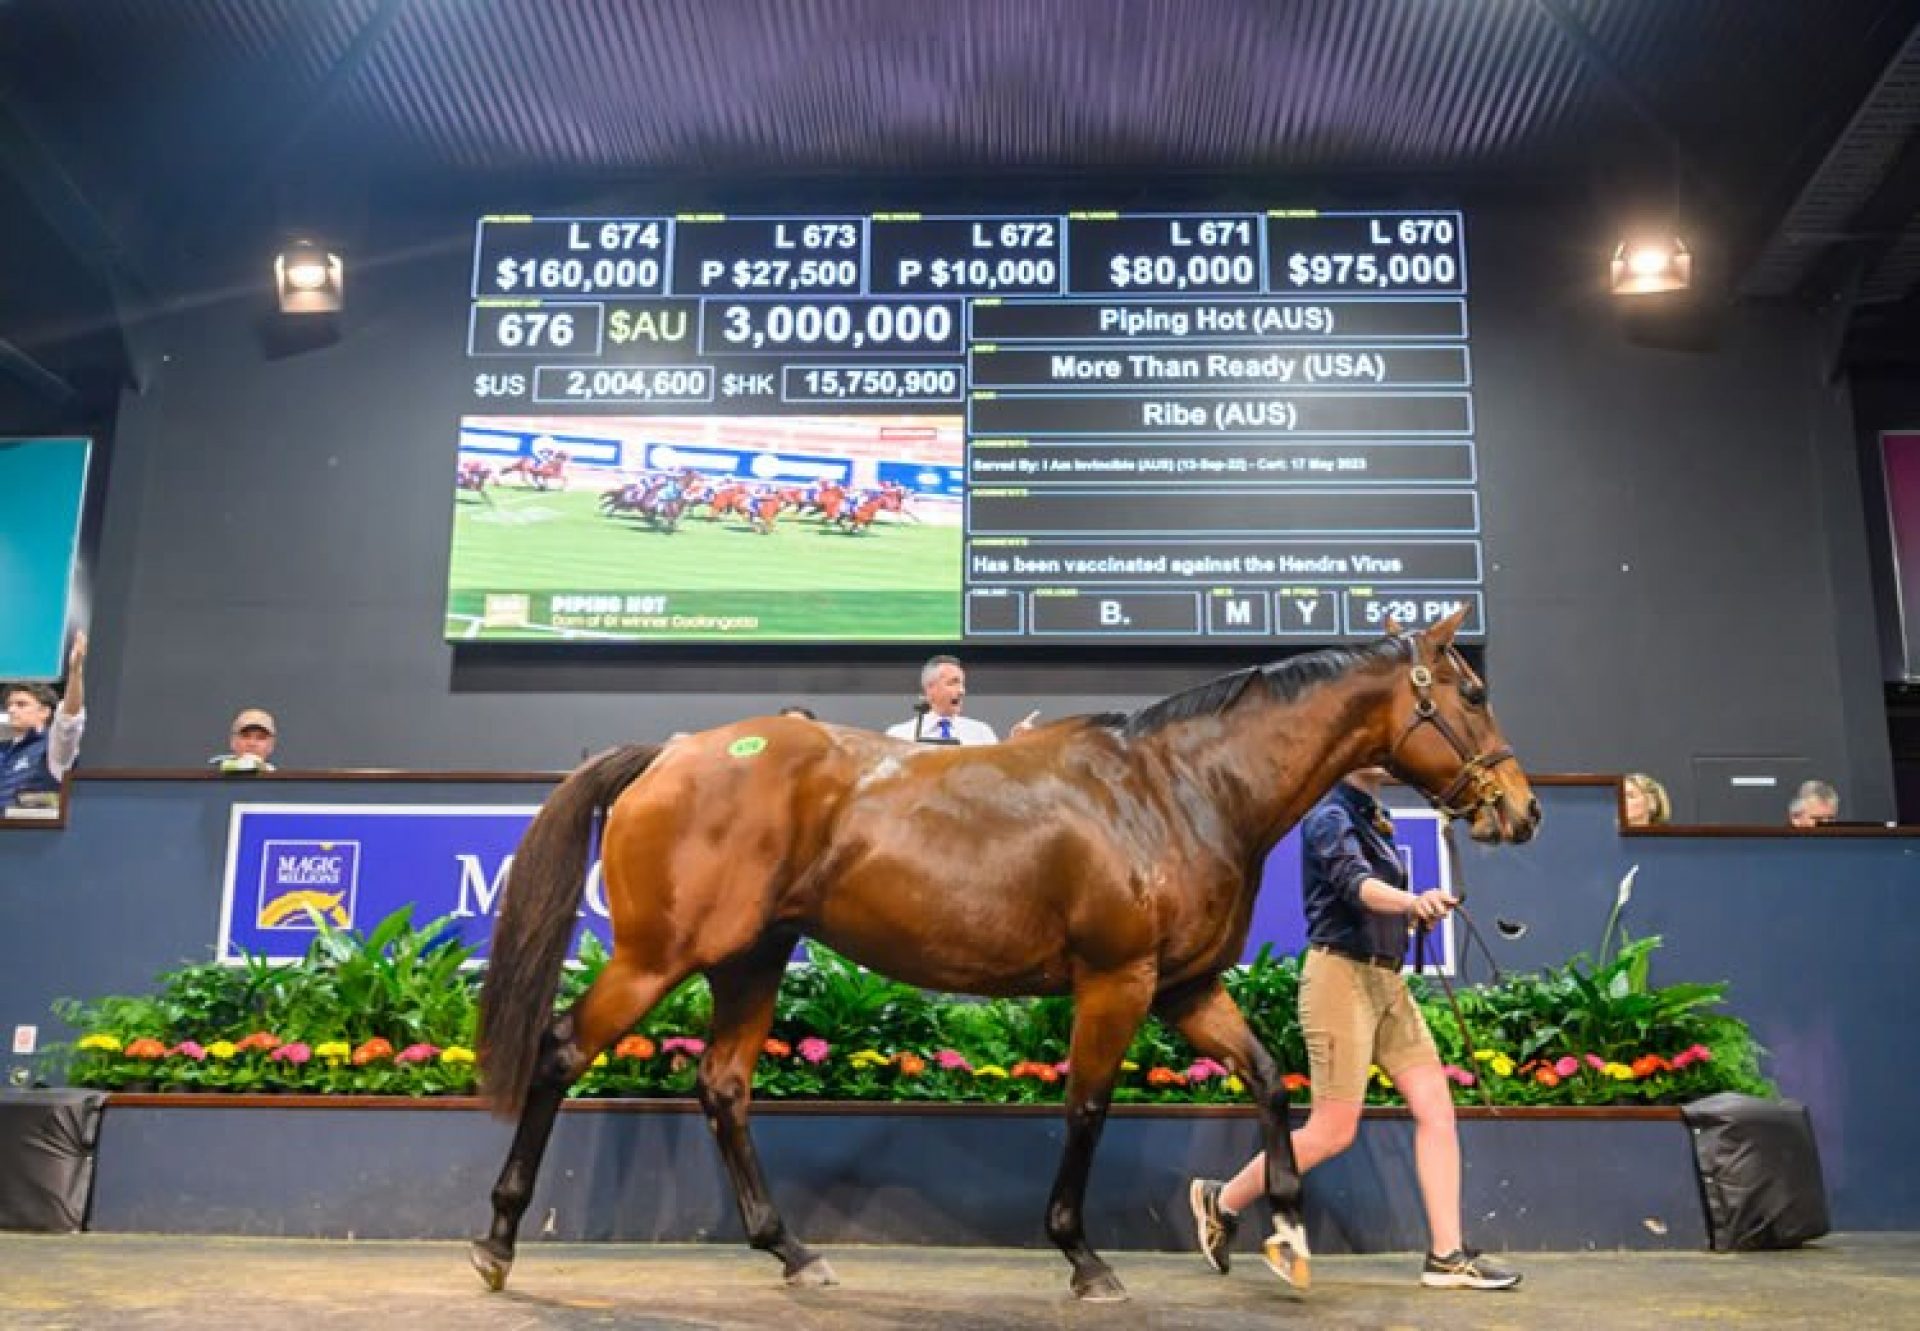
0;727;57;806
1300;780;1410;961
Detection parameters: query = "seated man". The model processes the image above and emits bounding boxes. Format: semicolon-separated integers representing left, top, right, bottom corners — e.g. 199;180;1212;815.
1787;779;1839;828
210;708;279;773
1;632;87;807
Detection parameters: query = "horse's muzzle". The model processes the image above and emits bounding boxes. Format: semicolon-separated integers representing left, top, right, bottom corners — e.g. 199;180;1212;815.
1470;795;1540;845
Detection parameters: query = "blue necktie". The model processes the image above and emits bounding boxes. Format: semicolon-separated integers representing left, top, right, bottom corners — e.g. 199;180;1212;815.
937;718;953;741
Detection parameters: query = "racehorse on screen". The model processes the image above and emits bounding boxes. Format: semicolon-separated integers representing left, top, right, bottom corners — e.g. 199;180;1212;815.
471;608;1538;1302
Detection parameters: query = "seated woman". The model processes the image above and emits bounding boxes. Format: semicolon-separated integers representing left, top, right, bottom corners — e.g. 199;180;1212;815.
1622;772;1671;828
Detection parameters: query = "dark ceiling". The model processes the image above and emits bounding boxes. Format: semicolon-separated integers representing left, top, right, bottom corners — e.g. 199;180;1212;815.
3;0;1920;415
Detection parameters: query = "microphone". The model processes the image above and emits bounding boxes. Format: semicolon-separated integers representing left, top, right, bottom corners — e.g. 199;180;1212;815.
910;699;958;745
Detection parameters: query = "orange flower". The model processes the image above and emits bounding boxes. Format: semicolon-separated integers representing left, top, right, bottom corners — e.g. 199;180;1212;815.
763;1038;792;1059
1534;1067;1561;1088
1630;1054;1664;1079
235;1031;281;1053
896;1053;928;1077
1281;1073;1311;1093
614;1035;657;1060
1009;1060;1060;1083
351;1037;395;1066
124;1037;168;1060
1147;1067;1189;1088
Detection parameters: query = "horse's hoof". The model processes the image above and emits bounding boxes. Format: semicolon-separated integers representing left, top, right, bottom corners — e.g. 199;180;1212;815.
469;1240;513;1293
1071;1269;1128;1302
785;1257;840;1288
1262;1218;1312;1292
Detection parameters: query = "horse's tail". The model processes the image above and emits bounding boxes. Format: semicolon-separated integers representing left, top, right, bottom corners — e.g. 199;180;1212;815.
479;743;663;1117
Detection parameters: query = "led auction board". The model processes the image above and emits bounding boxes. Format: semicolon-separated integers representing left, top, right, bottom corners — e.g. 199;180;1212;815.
446;209;1479;644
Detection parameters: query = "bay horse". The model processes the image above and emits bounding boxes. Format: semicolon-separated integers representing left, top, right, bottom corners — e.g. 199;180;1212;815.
455;460;494;506
834;485;904;533
501;449;570;490
472;608;1537;1301
703;481;751;521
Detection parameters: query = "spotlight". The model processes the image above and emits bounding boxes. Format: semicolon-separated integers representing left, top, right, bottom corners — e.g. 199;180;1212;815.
1609;237;1691;296
275;240;343;314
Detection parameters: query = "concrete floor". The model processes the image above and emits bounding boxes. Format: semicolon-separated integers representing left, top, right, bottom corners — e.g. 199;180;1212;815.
1;1234;1916;1330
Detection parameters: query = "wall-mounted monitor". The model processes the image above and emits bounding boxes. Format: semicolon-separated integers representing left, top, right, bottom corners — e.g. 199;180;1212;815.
0;436;90;679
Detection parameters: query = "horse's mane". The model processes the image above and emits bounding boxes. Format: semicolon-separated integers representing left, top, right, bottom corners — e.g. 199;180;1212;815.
1089;638;1413;741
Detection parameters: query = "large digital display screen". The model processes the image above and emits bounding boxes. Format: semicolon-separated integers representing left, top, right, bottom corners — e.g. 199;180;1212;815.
446;209;1480;644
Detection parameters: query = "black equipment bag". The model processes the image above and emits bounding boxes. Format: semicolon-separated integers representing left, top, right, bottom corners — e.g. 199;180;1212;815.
0;1089;106;1232
1681;1093;1830;1251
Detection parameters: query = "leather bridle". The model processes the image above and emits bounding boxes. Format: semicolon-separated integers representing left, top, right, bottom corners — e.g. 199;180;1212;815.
1387;638;1516;822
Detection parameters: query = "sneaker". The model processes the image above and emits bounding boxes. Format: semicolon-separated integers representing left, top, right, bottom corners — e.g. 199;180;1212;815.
1188;1178;1239;1274
1421;1247;1522;1290
1261;1214;1311;1290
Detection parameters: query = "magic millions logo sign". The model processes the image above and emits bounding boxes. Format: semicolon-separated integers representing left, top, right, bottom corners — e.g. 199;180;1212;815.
255;840;361;929
219;804;611;963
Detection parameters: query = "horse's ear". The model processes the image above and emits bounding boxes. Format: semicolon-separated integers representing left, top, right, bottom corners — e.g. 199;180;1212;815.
1383;615;1406;636
1425;604;1471;651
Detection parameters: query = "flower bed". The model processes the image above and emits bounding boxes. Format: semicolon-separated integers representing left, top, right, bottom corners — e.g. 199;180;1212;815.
57;909;1773;1108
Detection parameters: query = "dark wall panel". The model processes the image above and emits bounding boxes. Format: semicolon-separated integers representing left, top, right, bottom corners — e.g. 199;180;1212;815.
75;202;1892;817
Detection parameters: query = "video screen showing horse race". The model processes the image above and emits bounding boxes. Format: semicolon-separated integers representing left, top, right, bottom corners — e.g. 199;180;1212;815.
447;413;963;641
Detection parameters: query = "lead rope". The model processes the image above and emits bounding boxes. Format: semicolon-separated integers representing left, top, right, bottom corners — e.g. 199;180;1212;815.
1413;821;1500;1111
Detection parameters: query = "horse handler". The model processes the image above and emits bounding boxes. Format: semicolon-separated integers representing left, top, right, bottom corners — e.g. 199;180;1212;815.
1189;765;1522;1292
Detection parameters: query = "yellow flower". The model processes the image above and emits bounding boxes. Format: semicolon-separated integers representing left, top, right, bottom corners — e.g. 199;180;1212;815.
849;1049;890;1068
78;1034;123;1052
1472;1049;1498;1063
590;1053;608;1069
316;1041;352;1062
1223;1075;1245;1095
1603;1062;1635;1080
207;1041;238;1060
1120;1060;1138;1072
1489;1055;1516;1078
440;1046;476;1065
973;1064;1010;1078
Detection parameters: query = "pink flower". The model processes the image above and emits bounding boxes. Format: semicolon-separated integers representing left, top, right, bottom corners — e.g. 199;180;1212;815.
934;1049;971;1072
269;1042;312;1065
661;1036;707;1056
1186;1058;1229;1082
1584;1054;1606;1071
797;1037;830;1065
1553;1056;1580;1078
396;1043;440;1065
1052;1061;1070;1077
1444;1065;1477;1087
171;1041;207;1062
1672;1044;1713;1069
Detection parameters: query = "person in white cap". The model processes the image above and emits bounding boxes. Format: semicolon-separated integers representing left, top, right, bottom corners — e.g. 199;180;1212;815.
211;708;278;773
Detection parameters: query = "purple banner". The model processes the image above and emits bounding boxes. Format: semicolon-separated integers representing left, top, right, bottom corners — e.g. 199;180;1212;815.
221;802;1453;970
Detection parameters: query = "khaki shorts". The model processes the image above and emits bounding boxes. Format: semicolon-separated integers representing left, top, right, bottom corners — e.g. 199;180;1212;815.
1298;946;1440;1103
